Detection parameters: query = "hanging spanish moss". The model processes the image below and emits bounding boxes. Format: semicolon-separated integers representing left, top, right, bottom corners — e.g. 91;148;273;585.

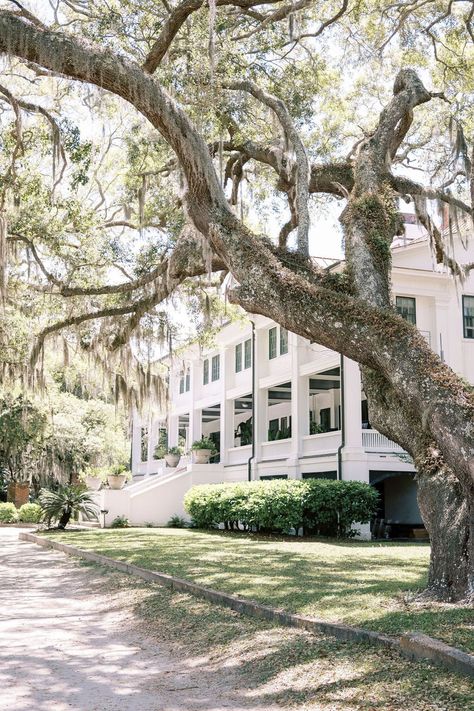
0;212;7;304
208;0;217;84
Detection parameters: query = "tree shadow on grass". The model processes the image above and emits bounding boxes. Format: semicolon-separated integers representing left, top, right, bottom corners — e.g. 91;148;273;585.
46;528;471;650
126;574;474;711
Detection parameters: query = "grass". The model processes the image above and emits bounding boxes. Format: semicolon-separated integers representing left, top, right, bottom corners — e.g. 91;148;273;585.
44;527;473;654
79;559;474;710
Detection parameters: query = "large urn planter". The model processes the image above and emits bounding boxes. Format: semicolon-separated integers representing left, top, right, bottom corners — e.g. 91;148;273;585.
107;474;127;490
193;449;212;464
85;476;102;491
164;453;180;468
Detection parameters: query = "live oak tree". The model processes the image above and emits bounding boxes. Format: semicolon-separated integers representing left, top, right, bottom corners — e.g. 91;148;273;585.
0;1;473;600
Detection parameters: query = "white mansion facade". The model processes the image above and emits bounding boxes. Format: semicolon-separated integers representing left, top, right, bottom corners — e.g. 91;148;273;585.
103;224;474;535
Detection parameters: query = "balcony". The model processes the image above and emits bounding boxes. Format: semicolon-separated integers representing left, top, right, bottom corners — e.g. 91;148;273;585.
362;430;405;453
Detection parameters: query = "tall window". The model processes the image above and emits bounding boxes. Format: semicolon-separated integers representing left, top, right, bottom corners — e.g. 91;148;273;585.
235;342;242;372
269;327;277;359
463;295;474;339
244;338;252;369
179;369;190;393
280;328;289;355
396;296;416;325
203;359;209;385
211;354;220;381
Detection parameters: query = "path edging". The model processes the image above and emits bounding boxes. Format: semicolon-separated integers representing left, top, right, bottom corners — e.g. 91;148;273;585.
19;531;474;679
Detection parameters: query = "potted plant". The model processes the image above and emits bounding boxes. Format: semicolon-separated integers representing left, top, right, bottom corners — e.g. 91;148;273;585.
191;437;216;464
107;464;131;490
82;466;106;491
164;446;182;468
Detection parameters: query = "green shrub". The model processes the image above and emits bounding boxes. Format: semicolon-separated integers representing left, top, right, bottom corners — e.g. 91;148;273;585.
18;502;42;523
110;515;130;528
303;480;379;537
0;502;18;523
184;479;378;537
167;514;187;528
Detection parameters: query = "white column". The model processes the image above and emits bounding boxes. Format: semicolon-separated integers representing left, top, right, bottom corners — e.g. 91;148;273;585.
131;419;141;473
219;345;231;465
189;359;202;451
168;414;179;448
289;335;308;477
341;356;370;539
252;324;266;478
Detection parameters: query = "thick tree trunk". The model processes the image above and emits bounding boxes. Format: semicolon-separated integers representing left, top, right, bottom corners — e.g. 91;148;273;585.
416;465;472;600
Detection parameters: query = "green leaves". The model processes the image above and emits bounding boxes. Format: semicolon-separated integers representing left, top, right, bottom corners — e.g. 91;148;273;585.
184;478;379;536
38;485;100;528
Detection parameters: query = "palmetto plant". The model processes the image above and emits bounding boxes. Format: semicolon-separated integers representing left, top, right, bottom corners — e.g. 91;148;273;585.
39;486;99;529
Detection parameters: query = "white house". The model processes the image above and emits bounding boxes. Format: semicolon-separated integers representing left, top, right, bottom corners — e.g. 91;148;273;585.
100;220;474;536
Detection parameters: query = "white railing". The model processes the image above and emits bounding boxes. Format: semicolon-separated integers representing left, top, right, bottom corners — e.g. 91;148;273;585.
302;431;341;455
260;438;292;460
227;444;252;465
362;430;405;452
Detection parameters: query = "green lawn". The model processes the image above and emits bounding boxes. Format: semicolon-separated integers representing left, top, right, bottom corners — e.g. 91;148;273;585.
45;528;473;653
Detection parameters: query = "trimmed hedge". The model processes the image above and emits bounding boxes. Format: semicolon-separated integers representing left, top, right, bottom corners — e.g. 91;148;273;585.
18;502;42;523
184;479;378;537
0;502;18;523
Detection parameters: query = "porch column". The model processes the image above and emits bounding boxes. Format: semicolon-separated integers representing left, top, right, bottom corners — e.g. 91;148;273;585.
289;334;308;476
341;357;370;539
252;324;266;478
189;408;202;449
341;357;368;481
220;345;232;465
131;418;141;473
168;414;179;448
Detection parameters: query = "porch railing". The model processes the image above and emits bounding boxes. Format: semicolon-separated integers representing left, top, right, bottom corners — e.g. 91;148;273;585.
362;430;405;452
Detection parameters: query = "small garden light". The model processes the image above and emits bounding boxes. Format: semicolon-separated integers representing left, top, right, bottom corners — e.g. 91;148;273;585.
100;509;109;529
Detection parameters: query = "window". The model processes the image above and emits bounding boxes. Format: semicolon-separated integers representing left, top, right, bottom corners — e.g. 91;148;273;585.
179;369;190;393
244;338;252;369
269;327;277;359
269;326;289;359
463;295;474;339
235;343;242;372
396;296;416;325
320;408;331;432
203;359;209;385
211;354;220;381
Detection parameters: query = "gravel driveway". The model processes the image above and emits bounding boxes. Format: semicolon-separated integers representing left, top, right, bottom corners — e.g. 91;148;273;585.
0;528;281;711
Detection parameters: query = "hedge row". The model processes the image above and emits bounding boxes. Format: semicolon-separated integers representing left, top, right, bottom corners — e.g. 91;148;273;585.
0;502;43;523
184;479;378;537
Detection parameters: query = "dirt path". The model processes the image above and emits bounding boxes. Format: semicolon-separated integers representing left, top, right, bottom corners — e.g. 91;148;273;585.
0;528;281;711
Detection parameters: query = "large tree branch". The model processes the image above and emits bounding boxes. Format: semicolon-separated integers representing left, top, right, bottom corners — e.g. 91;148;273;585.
28;228;225;364
142;0;284;73
225;80;310;254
